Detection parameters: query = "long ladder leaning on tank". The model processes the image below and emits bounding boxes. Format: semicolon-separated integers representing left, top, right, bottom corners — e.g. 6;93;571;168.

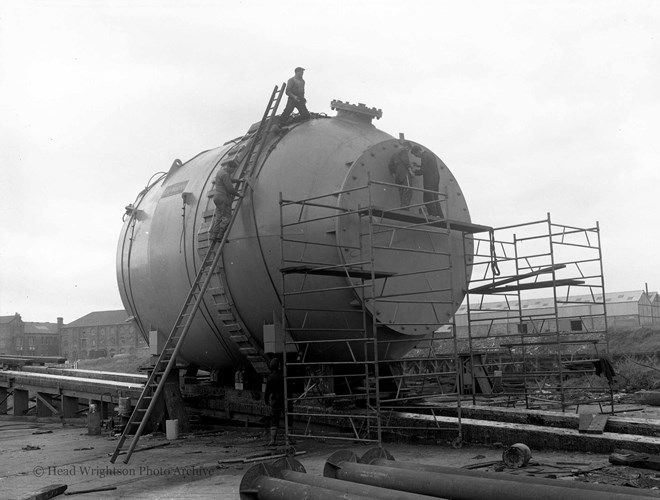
110;83;286;465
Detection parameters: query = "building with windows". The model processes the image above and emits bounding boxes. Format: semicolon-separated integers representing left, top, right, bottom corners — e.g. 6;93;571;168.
0;314;62;356
60;310;147;361
0;314;24;354
20;320;62;356
454;290;660;337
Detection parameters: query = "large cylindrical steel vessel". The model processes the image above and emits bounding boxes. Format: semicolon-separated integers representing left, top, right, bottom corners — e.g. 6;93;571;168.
117;101;474;372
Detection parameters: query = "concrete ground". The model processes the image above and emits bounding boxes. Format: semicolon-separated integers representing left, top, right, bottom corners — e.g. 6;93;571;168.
1;415;659;500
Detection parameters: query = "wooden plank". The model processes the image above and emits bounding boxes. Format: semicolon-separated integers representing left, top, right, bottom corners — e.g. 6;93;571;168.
357;207;492;234
586;414;608;434
472;364;492;394
411;403;660;438
469;264;567;294
578;413;594;433
280;265;394;279
36;393;60;417
609;448;660;470
475;279;585;294
392;411;660;454
18;484;67;500
110;442;170;457
64;486;117;496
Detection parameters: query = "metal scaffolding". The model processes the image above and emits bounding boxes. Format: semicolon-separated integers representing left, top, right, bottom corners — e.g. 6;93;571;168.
278;179;481;445
461;214;613;413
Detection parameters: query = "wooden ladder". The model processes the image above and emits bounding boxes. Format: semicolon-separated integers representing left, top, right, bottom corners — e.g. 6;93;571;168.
109;84;285;464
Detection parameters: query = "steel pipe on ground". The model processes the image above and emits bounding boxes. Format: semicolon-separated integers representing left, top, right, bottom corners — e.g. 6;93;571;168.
280;469;439;500
324;451;656;500
239;460;442;500
241;474;375;500
367;456;660;499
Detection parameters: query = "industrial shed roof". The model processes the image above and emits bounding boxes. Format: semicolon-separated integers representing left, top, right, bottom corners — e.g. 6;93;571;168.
456;290;654;314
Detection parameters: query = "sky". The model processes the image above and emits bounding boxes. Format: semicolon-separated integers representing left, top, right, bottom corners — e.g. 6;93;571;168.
0;0;658;324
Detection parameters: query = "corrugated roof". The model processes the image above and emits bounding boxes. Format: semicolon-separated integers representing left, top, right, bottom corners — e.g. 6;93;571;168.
24;322;59;334
458;290;655;314
65;310;130;328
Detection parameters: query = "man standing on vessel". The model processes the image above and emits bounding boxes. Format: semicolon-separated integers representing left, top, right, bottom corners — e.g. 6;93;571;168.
279;67;310;124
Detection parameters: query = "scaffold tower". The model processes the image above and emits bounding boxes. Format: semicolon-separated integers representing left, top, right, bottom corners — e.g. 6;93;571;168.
278;179;489;445
461;214;612;413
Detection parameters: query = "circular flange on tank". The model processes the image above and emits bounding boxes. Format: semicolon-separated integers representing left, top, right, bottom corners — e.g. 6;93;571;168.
336;139;471;335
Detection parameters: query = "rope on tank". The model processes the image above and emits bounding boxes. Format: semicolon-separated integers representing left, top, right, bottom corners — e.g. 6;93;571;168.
120;171;168;340
489;229;501;276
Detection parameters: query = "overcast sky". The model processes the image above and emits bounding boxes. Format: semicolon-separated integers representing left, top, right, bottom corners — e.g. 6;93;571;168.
1;0;658;323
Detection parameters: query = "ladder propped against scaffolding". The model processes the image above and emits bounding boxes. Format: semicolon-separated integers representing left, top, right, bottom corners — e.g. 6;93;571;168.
110;84;285;464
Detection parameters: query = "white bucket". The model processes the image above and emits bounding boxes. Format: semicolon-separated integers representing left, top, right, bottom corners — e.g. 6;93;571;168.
166;419;179;440
87;403;101;435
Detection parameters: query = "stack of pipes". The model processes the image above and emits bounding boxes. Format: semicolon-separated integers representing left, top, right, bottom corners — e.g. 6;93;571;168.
239;448;660;500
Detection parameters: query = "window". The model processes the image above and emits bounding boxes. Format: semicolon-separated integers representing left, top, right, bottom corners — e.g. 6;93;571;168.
570;320;583;332
518;323;529;334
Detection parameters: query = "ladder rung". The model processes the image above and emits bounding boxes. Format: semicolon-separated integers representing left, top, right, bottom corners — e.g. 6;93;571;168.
239;347;258;355
222;324;241;332
230;334;249;343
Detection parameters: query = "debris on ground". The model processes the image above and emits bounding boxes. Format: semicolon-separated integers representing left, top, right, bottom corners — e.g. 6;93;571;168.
64;486;117;496
502;443;532;468
610;448;660;471
218;449;307;465
18;483;66;500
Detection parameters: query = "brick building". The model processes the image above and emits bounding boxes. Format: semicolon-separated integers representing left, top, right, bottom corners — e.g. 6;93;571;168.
60;310;147;361
0;314;62;356
20;320;62;356
0;313;24;354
